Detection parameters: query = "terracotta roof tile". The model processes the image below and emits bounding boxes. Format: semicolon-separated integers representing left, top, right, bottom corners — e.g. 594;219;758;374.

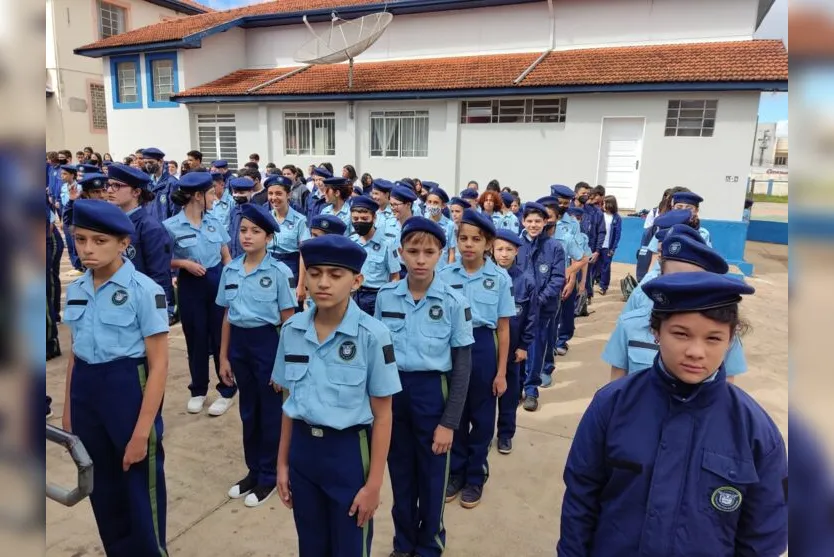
174;40;787;99
77;0;402;52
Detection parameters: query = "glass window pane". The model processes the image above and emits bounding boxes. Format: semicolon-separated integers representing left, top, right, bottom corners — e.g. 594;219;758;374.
680;100;706;109
668;100;681;109
152;59;174;101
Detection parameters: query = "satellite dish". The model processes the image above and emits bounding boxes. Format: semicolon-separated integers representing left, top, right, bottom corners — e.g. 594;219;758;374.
294;12;393;65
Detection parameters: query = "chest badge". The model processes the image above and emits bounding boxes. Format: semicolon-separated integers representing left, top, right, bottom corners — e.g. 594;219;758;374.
711;486;742;513
515;304;523;316
651;292;669;306
429;305;444;320
125;245;137;260
160;194;166;204
111;289;129;306
539;263;549;273
259;276;273;288
339;340;357;361
207;225;216;233
483;278;495;290
373;244;381;251
320;220;330;229
286;222;294;230
668;241;682;255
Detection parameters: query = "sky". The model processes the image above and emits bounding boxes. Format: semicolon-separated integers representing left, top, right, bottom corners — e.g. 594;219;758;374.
202;0;789;132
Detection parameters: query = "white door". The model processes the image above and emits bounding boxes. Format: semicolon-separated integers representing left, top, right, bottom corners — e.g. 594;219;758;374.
596;118;645;209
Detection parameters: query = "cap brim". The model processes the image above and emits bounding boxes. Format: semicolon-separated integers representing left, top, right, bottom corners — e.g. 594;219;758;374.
651;296;742;313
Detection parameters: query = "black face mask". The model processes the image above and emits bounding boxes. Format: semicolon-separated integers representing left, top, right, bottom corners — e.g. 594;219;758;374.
353;221;373;236
233;194;250;205
170;189;191;206
144;161;160;175
578;195;589;205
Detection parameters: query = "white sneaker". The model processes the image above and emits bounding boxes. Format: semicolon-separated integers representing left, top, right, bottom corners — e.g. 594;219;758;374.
244;485;276;508
186;396;206;414
208;396;234;417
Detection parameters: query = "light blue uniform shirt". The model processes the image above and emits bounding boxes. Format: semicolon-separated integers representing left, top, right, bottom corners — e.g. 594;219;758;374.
163;211;230;268
413;199;425;217
60;182;81;207
577;231;592;257
602;304;747;376
381;217;402;248
554;216;585;265
321;202;352;235
647;227;712;253
63;259;169;364
271;299;402;430
351;228;401;288
623;262;661;313
495;211;520;234
374;204;396;233
268;206;309;255
374;277;474;372
433;216;457;269
215;254;296;328
437;258;516;329
210;190;235;230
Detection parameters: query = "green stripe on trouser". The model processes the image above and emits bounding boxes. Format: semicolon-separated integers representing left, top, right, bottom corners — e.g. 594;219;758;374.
137;363;168;557
436;374;451;552
359;429;371;557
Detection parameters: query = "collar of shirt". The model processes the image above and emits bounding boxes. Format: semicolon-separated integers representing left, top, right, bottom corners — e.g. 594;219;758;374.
292;298;362;344
126;206;142;217
77;257;136;296
227;252;273;275
172;209;210;231
273;206;301;223
392;275;446;302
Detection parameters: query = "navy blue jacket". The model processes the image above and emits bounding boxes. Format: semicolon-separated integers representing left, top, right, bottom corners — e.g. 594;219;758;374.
127;206;174;311
146;171;178;223
558;360;788;557
506;264;536;352
583;204;605;254
517;232;565;316
227;204;245;259
305;192;327;223
607;212;622;252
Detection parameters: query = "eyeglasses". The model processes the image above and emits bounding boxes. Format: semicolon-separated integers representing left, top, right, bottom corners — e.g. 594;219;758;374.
105;180;127;192
390;201;404;210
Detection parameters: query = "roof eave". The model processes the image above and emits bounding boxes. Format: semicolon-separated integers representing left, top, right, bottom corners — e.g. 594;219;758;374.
74;38;202;58
172;80;789;103
143;0;209;15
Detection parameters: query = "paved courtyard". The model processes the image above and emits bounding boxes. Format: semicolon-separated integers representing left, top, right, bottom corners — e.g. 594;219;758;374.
45;242;788;556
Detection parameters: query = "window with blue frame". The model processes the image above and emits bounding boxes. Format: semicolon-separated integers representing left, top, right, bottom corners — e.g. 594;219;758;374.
110;54;142;109
145;52;178;108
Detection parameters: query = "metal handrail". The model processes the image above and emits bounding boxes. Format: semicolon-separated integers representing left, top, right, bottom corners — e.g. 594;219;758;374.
46;424;93;507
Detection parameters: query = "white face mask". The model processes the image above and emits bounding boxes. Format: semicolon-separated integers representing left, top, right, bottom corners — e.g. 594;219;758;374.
427;206;441;217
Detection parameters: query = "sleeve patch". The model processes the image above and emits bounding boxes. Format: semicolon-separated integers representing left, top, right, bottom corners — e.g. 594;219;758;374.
382;344;396;365
155;294;167;309
289;276;298;289
464;307;472;322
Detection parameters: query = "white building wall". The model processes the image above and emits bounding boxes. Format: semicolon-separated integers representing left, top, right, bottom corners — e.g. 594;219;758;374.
244;0;758;69
266;103;355;170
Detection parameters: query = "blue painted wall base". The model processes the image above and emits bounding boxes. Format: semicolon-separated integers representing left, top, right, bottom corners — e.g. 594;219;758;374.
613;216;753;276
747;220;789;245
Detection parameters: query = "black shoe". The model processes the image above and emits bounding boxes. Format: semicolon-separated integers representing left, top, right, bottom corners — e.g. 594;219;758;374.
523;397;539;412
244;484;276;507
460;484;483;509
228;474;258;499
497;438;512;455
445;474;465;502
389;552;413;557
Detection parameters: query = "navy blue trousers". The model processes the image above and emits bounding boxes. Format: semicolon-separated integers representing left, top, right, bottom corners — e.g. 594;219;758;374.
178;264;236;399
71;357;167;556
525;314;554;397
451;327;497;487
584;260;596;299
557;287;577;349
389;372;450;557
290;420;372;557
497;358;521;439
48;227;63;320
543;314;560;377
599;250;614;291
229;325;282;486
352;287;378;316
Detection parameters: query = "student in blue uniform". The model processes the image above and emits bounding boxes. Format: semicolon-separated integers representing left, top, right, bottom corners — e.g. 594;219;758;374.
305;166;332;221
309;213;348;238
516;201;565;411
558;272;787;557
226;176;257;259
573;182;605;302
497;192;521;234
448;197;467;230
567;207;592;319
61;200;169;556
459;188;478;210
209;171;234;229
106;163;176;324
47;201;64;359
390;184;417;234
211;159;234;187
603;225;748;383
141;148;178;223
375;217;475;557
598;195;621;295
424;187;457;268
671;190;711;244
216;203;297;507
163;172;237;416
371;178;396;233
59;164;84;272
492;229;536;452
273;235;402;557
350;195;401;315
265;173;309;302
320;176;353;232
439;209;515;509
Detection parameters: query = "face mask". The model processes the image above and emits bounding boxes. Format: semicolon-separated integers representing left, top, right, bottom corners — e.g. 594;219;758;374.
233;194;250;205
170;189;191;206
353;221;373;236
144;162;160;175
426;206;441;217
578;195;588;205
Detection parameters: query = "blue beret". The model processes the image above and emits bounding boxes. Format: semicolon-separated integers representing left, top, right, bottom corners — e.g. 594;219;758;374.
350;195;379;213
523;201;548;218
567;206;584;217
102;160;113;167
210;171;225;181
460;188;478;200
550;184;575;199
59;164;78;174
642;272;753;313
448;197;468;209
212;159;228;169
79;164;100;174
141;147;165;160
500;192;514;208
391;185;417;203
372;179;394;193
655;222;701;243
310;214;347;235
177;171;213;191
240;203;279;235
229;177;256;191
78;172;107;190
311;166;333;178
672;191;704;206
264;175;292;188
301;235;367;274
653;209;692;236
394;180;414;192
421;181;439;190
108;163;151;188
428;187;449;204
661;232;728;274
400;216;446;248
323;176;351;188
72;199;135;236
536;196;559;207
353;185;363;196
495;229;522;247
460;208;496;236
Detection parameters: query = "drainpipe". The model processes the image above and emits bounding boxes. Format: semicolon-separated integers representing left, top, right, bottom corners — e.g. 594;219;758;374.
513;0;555;84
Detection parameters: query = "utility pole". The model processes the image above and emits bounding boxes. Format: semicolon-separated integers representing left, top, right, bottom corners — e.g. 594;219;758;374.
758;129;771;167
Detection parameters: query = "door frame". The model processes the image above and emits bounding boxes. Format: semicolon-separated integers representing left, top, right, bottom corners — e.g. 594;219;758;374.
594;116;647;209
